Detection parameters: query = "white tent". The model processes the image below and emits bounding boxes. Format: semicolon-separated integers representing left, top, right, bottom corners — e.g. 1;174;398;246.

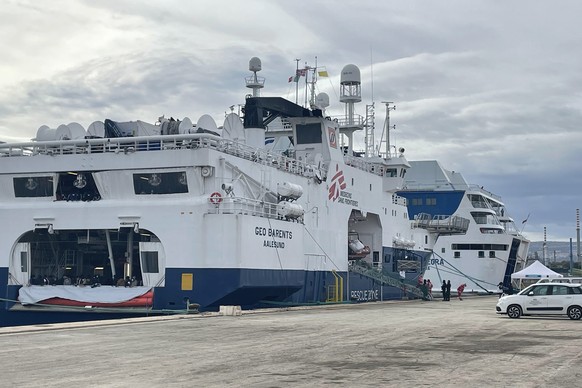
511;260;564;280
511;260;563;290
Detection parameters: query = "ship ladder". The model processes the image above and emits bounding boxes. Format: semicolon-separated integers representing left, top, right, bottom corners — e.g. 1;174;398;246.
326;270;344;302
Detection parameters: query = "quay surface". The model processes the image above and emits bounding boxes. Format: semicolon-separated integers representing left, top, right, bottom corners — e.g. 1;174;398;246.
1;296;581;387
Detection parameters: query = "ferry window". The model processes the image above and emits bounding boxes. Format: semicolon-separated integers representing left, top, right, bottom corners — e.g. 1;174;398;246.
426;198;436;205
14;176;54;197
386;168;397;177
478;251;485;258
454;251;460;258
369;183;372;191
441;248;445;254
351;178;354;186
295;123;322;144
425;236;428;244
489;251;496;258
133;171;188;195
142;252;159;273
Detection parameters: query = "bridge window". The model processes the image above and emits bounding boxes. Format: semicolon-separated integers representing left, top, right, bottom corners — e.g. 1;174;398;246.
133;171;188;195
14;176;54;198
295;123;322;144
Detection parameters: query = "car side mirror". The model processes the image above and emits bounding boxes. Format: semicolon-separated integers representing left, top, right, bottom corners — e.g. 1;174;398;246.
528;291;534;296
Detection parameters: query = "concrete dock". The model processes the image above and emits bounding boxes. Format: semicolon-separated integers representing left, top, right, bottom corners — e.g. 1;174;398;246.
1;296;581;387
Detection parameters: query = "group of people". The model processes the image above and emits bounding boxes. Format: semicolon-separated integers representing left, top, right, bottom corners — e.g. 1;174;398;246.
440;280;467;301
419;278;434;300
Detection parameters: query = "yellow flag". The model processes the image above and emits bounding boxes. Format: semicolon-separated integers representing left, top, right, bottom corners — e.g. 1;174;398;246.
318;70;328;77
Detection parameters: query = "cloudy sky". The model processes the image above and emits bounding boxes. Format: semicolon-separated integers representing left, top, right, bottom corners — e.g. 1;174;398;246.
2;0;581;242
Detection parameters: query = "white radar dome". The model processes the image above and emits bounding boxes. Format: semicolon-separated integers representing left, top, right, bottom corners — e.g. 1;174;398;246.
315;93;330;109
249;57;262;72
340;64;361;85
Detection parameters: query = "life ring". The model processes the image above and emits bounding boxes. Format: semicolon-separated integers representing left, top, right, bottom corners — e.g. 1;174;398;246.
209;192;222;204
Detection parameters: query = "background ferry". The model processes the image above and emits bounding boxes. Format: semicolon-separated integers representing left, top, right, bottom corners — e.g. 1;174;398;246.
398;160;530;294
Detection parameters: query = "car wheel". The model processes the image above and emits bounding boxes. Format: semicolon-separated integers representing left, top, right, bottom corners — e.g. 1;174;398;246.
567;306;582;320
507;304;522;319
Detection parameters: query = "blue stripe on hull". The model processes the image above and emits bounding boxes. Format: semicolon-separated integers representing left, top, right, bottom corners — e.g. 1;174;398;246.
155;268;338;310
0;267;341;326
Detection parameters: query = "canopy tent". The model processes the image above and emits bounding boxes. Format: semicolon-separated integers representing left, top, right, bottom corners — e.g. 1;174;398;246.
511;260;563;290
511;260;563;280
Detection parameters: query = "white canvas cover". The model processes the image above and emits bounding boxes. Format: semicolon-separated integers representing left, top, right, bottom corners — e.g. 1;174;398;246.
511;260;564;279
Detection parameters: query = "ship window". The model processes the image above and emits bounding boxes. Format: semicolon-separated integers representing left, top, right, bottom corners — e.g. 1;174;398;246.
426;198;436;205
14;176;54;198
55;172;101;201
478;251;485;258
142;251;159;273
295;123;322;144
386;168;397;177
441;248;445;254
425;236;428;244
133;171;188;195
454;251;460;259
370;183;372;191
489;251;496;258
351;178;354;186
21;252;28;272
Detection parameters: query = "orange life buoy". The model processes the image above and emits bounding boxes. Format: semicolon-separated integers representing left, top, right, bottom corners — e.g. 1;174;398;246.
209;192;222;204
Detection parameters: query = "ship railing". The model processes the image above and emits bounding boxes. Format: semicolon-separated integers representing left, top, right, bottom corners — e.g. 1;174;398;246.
0;134;326;179
342;154;401;176
468;184;502;201
207;195;303;223
333;115;365;128
412;213;470;234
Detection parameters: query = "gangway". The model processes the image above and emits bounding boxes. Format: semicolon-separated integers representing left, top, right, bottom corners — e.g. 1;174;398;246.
349;262;424;298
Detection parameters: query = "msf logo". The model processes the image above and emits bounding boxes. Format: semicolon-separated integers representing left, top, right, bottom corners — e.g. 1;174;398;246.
328;164;347;201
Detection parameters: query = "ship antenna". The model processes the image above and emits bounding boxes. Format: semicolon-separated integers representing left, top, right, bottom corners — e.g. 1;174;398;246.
379;101;396;158
294;58;300;104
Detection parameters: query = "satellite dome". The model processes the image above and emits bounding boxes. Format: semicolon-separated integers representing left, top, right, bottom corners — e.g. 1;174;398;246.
249;57;262;72
315;93;330;109
340;64;361;85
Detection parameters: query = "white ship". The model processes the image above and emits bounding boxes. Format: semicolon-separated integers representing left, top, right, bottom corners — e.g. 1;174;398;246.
399;160;530;294
0;58;434;326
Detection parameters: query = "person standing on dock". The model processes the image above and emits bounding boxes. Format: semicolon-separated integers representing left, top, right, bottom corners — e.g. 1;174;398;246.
457;283;467;301
441;280;447;301
445;280;451;301
427;279;433;300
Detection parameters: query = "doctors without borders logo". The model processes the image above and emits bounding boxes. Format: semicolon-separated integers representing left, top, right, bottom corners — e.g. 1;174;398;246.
328;164;347;201
328;164;359;206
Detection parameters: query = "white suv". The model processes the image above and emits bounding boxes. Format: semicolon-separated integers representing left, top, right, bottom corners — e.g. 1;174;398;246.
496;282;582;320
